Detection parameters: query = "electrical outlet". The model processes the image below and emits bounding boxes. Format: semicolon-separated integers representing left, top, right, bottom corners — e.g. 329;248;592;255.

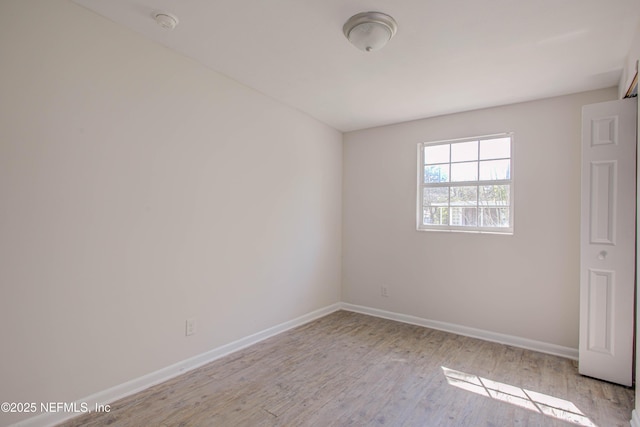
185;318;196;336
381;286;389;297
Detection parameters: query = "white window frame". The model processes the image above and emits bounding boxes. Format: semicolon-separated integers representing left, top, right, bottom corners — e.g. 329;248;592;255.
417;133;514;234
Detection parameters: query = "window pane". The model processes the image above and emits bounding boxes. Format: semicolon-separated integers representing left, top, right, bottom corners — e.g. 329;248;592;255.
423;207;449;225
480;137;510;160
424;144;449;164
451;207;477;226
451;161;478;182
418;135;512;233
479;185;510;205
424;164;449;183
423;187;449;206
479;208;509;227
479;159;510;181
451;141;478;162
450;186;477;205
423;188;449;225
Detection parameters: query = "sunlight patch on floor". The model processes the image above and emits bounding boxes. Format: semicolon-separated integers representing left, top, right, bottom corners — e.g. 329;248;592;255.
441;366;597;427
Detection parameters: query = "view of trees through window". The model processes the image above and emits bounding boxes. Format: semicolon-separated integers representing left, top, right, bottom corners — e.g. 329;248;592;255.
418;135;513;232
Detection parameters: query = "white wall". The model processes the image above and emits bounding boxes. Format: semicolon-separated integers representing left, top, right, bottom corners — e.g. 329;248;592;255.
0;1;342;425
343;88;616;350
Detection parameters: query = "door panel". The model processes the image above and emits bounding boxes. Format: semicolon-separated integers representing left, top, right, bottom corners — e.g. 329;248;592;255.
580;98;637;386
589;161;616;244
586;269;613;355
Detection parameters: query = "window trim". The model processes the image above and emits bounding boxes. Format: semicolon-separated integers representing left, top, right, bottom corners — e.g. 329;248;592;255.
416;133;514;235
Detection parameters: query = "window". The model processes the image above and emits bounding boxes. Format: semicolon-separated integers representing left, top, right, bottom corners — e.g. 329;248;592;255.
417;133;513;233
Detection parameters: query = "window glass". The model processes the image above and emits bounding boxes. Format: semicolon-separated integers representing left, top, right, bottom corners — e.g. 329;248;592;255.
479;159;510;181
451;141;478;162
424;164;449;183
479;185;510;205
418;134;513;233
480;137;511;160
451;162;478;182
424;144;449;164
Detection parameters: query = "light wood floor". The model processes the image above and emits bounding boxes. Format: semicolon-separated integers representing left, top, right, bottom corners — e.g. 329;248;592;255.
58;311;633;427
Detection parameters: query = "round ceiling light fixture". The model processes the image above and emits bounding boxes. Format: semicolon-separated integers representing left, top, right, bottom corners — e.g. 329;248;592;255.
153;11;179;30
343;12;397;52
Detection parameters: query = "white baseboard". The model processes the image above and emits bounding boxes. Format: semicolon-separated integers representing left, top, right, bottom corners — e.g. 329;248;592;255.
11;303;342;427
631;409;640;427
12;301;581;427
340;303;579;360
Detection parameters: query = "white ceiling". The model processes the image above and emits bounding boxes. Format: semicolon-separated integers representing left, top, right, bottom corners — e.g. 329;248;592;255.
73;0;640;132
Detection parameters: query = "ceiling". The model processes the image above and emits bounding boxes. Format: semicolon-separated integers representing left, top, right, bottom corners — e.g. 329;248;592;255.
73;0;640;132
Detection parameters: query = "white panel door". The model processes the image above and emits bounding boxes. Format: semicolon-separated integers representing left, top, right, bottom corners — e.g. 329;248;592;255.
580;98;637;386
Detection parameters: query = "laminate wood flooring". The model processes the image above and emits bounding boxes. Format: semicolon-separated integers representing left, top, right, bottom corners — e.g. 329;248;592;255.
58;311;633;427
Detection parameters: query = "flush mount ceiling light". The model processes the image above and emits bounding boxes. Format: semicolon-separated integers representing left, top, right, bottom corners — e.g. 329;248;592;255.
343;12;397;52
153;11;179;30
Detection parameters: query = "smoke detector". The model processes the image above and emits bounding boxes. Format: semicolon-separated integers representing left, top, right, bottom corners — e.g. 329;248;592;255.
153;12;179;30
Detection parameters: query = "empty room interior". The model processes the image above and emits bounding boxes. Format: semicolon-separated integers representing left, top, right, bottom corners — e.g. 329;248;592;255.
2;0;640;426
